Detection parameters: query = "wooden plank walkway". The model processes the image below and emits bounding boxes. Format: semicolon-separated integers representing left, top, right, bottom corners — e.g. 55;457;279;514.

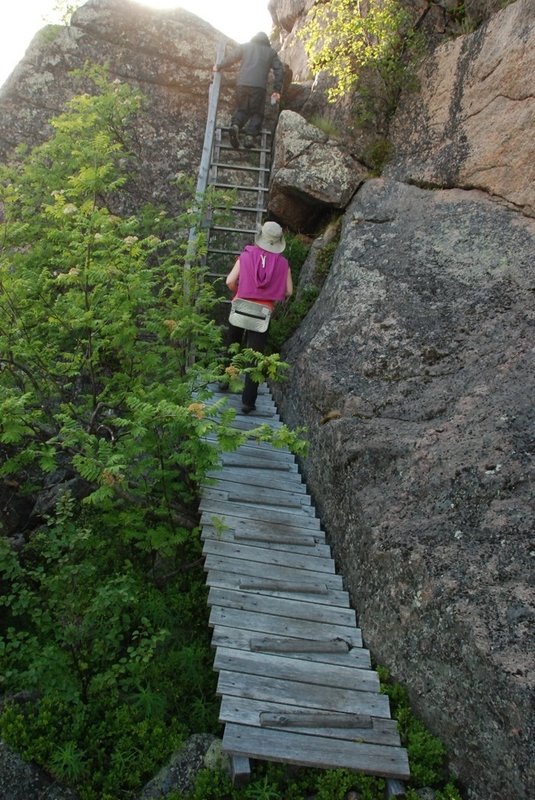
200;384;410;786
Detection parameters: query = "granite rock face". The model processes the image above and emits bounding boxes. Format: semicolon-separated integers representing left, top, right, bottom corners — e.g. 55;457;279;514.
273;177;535;799
387;0;535;217
0;0;235;214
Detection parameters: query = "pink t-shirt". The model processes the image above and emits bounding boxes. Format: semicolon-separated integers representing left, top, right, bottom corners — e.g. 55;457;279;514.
235;245;289;305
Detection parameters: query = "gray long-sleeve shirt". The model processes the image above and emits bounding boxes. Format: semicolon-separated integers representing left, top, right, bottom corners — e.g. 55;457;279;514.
219;33;284;93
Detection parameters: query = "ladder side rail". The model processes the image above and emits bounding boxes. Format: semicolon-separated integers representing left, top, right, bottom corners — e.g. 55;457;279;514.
204;127;223;262
256;130;270;231
184;40;225;281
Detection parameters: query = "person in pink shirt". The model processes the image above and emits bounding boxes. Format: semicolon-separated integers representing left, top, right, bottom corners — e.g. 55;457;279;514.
224;221;293;413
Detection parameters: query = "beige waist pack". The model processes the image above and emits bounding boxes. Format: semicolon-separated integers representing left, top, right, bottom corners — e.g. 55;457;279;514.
229;298;272;333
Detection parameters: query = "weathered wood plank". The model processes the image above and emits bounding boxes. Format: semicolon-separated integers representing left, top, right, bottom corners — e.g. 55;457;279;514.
207;471;308;493
202;540;334;573
213;647;379;692
201;515;323;543
208;481;311;506
222;724;410;780
206;571;349;605
210;627;371;668
249;635;350;654
217;671;390;717
221;417;283;432
232;517;324;541
259;711;372;728
218;456;298;471
209;607;362;647
208;587;356;627
238;577;328;594
202;528;330;557
233;532;323;550
200;497;319;526
230;755;251;788
202;516;324;542
202;486;310;511
387;779;408;797
203;436;296;462
219;697;400;746
226;446;292;461
203;556;343;588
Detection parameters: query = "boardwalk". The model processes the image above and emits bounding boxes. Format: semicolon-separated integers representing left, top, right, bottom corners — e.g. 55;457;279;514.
200;384;410;786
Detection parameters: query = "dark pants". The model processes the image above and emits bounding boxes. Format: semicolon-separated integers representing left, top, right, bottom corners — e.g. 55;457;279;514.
225;322;268;407
231;86;266;136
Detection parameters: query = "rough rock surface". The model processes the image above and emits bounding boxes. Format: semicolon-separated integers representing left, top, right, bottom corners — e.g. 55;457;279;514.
387;0;535;217
0;0;236;214
139;734;221;799
273;177;535;800
269;0;314;82
0;740;79;800
269;109;366;230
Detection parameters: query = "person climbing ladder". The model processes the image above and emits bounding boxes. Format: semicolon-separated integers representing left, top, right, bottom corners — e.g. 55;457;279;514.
213;32;283;149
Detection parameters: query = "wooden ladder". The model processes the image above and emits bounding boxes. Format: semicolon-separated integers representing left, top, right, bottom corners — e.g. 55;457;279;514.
203;125;273;287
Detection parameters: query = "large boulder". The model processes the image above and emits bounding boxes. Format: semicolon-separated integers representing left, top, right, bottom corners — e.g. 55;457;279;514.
273;177;535;799
0;0;235;214
269;109;366;230
387;0;535;217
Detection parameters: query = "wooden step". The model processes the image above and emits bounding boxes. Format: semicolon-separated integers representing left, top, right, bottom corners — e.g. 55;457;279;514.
222;724;410;780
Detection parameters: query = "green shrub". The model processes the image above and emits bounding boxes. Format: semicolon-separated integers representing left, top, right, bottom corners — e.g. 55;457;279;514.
0;66;299;800
378;667;451;789
300;0;421;109
364;137;394;175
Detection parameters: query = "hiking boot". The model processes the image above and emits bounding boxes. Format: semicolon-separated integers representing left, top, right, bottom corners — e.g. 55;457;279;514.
243;135;255;149
229;124;240;149
241;404;256;415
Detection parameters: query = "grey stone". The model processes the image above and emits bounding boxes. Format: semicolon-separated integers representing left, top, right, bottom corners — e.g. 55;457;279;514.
0;0;237;218
139;733;219;799
269;110;366;230
273;178;535;800
0;741;79;800
387;0;535;218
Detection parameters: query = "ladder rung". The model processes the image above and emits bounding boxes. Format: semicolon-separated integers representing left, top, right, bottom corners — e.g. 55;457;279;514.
218;143;271;153
211;162;270;173
210;183;269;192
207;248;242;255
211;226;257;234
231;206;267;213
211;204;267;213
219;126;271;136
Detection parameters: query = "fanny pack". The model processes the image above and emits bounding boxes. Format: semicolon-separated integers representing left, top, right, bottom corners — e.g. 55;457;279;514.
229;298;272;333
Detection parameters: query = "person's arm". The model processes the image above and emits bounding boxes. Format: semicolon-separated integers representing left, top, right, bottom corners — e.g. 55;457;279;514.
226;259;240;293
214;45;243;72
270;51;284;96
285;267;293;299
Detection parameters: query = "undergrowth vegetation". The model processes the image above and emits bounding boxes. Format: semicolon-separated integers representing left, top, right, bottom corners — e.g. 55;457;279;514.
300;0;424;122
268;225;341;353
